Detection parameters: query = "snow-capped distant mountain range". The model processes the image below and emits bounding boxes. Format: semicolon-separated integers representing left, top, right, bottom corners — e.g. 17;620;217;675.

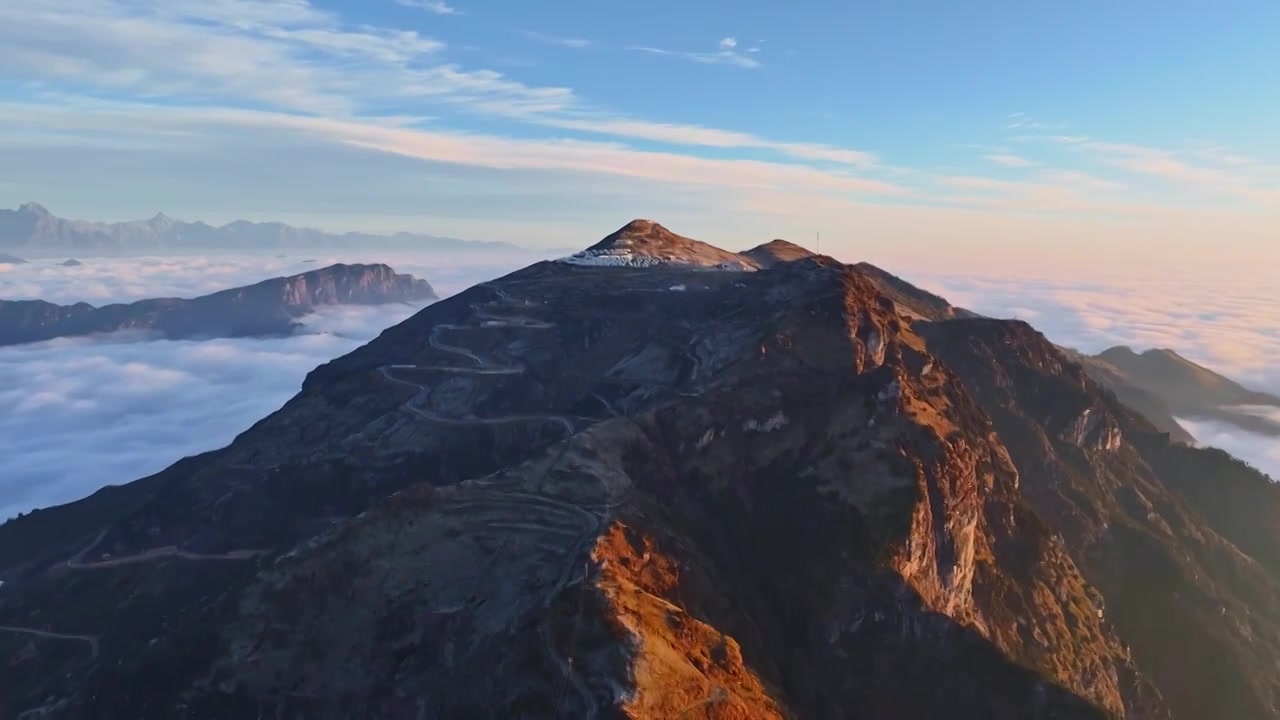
0;202;521;257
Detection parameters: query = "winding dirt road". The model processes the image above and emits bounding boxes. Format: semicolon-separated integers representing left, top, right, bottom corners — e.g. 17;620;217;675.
8;282;619;708
67;546;269;570
0;626;99;658
459;434;637;720
0;528;267;662
377;285;578;436
374;283;639;715
64;527;268;570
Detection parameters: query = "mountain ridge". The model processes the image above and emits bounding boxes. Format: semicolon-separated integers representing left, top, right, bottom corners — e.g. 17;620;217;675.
1072;345;1280;440
804;256;1274;445
0;263;436;346
0;202;521;256
0;220;1275;719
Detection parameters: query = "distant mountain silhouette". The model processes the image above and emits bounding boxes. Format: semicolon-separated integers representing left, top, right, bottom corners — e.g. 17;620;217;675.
1071;346;1280;439
0;202;520;257
0;263;435;346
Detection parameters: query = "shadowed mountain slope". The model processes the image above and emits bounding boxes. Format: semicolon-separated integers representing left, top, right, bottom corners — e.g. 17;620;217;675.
1076;346;1280;439
0;221;1273;719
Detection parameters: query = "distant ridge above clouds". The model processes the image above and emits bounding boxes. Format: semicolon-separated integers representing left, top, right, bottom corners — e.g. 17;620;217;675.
0;262;436;346
1075;345;1280;440
0;203;522;257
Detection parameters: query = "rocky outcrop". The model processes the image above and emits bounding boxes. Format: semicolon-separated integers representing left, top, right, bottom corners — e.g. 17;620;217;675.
0;263;436;346
0;221;1273;719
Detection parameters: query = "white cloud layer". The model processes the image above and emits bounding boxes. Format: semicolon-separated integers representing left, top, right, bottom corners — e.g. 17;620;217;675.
1;255;1276;521
0;251;548;520
910;270;1280;396
0;307;416;521
1179;418;1280;481
902;269;1280;480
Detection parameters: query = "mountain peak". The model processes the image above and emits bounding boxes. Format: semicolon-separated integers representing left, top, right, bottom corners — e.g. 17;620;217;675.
566;219;755;269
588;218;686;251
16;202;50;217
1097;345;1139;360
6;220;1280;717
147;212;178;231
740;238;816;267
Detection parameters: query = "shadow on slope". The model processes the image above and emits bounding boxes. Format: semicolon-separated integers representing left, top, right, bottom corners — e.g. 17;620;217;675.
922;317;1280;720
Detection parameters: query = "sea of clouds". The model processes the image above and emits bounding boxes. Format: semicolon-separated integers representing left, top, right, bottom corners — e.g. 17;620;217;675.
0;249;552;520
0;254;1277;519
915;269;1280;480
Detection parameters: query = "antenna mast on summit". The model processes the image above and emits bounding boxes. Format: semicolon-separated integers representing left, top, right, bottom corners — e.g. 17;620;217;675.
816;231;821;254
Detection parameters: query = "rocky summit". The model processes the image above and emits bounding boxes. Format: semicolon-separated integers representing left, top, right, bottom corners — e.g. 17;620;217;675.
1;221;1277;719
0;262;436;346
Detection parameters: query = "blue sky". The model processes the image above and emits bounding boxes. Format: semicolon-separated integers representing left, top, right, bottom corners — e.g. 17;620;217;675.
1;0;1277;273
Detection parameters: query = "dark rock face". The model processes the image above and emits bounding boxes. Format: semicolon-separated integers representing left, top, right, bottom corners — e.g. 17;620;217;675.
0;263;436;346
921;318;1280;720
0;222;1271;719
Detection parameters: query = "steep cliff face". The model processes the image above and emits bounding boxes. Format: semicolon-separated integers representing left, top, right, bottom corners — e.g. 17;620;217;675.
0;263;435;346
922;317;1280;720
